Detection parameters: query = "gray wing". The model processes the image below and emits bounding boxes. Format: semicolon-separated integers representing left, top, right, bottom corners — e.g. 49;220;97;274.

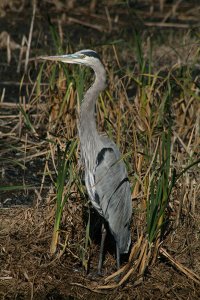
93;142;132;253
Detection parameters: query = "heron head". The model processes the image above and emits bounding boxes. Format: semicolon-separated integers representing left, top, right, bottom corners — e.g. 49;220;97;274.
40;49;102;67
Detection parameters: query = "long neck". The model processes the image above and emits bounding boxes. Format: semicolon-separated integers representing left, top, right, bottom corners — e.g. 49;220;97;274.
79;63;106;141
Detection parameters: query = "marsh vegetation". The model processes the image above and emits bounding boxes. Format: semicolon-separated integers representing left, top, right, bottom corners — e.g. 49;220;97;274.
0;1;200;299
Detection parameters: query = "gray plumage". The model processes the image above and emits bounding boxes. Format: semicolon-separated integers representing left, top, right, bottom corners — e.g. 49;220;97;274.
40;49;132;273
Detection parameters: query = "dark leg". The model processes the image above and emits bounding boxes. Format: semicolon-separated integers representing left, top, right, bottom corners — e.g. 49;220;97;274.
116;244;120;270
97;223;107;275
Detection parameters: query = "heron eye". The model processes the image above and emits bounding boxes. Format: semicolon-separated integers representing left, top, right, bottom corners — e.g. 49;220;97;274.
79;54;85;59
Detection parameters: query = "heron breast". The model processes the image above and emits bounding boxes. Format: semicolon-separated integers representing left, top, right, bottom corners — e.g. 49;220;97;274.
96;147;113;166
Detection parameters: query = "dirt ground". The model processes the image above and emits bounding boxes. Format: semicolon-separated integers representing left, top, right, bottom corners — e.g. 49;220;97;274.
0;1;200;299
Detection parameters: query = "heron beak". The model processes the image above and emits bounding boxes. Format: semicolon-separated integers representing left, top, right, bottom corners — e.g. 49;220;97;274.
39;54;83;64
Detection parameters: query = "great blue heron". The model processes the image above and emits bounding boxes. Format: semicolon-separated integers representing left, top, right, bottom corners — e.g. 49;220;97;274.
40;49;132;274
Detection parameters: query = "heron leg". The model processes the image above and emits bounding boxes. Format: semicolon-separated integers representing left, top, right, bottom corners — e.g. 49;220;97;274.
97;223;107;275
116;244;120;270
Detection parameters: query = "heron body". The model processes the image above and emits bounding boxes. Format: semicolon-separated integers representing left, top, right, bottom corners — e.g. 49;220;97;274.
40;50;132;273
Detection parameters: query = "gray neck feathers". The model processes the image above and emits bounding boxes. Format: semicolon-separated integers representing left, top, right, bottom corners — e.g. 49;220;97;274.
78;62;106;142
